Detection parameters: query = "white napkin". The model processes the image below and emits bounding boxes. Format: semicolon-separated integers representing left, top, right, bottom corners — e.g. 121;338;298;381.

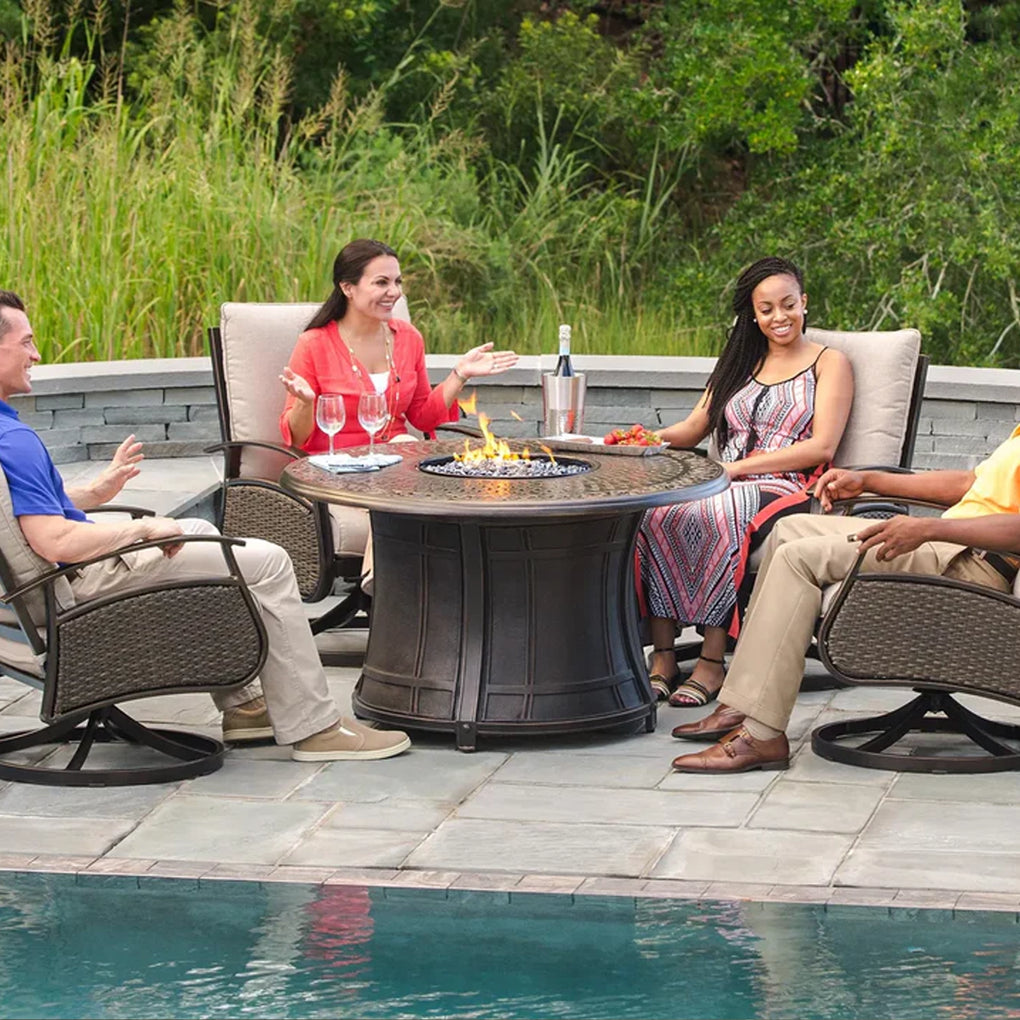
308;452;403;473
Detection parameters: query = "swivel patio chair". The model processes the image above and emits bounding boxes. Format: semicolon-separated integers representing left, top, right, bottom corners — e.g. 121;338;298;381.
672;325;928;668
207;301;415;638
0;482;268;786
208;299;477;650
813;531;1020;773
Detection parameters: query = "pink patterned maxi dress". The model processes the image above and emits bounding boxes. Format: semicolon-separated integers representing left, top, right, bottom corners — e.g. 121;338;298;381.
637;356;828;636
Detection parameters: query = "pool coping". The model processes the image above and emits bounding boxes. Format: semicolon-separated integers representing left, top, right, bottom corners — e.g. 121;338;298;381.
2;854;1017;918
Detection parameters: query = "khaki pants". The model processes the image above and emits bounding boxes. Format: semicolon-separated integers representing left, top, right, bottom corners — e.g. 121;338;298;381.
69;519;341;746
720;514;1009;731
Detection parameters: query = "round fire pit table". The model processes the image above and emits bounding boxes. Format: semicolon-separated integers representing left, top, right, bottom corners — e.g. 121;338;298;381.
282;440;727;750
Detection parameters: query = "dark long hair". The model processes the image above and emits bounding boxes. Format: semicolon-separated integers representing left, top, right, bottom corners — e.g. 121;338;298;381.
306;239;398;330
705;256;805;450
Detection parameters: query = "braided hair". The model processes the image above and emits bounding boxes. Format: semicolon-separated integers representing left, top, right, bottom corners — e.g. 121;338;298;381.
306;239;398;330
705;256;805;451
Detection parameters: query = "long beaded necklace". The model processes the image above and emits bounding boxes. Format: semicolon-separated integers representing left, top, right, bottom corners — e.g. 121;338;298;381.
336;322;398;442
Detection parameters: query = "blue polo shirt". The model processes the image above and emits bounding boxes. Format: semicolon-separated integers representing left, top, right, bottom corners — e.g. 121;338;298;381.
0;400;88;522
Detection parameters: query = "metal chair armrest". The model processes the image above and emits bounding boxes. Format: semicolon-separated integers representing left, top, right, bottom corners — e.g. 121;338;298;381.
0;535;249;602
80;504;155;519
829;495;952;516
204;440;306;460
839;464;916;475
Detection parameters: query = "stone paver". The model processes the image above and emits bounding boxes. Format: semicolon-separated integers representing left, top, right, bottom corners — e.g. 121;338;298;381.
653;829;854;886
407;818;675;876
458;782;758;828
110;795;331;864
325;799;456;831
282;828;429;869
859;800;1020;854
490;752;671;788
835;848;1020;894
185;759;322;799
0;782;174;819
889;771;1020;804
749;780;885;833
0;456;1018;909
293;749;508;803
0;817;136;857
782;743;898;787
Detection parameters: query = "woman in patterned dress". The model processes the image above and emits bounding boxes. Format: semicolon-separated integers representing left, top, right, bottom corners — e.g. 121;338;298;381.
638;257;854;706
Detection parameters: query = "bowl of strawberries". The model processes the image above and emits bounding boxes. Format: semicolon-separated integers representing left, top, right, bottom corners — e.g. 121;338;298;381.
601;424;668;454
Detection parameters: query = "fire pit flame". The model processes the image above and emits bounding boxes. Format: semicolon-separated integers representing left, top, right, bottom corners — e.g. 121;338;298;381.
454;412;549;467
421;408;590;479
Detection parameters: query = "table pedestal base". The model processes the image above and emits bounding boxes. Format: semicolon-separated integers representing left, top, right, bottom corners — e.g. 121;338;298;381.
353;510;656;750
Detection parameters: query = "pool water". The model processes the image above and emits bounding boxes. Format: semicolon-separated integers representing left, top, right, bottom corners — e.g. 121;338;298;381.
0;873;1016;1019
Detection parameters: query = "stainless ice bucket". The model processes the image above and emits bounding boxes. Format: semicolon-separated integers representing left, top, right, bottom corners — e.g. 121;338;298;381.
542;372;587;435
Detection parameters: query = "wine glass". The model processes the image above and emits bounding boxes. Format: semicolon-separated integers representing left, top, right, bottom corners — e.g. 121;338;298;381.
315;393;346;457
358;391;389;455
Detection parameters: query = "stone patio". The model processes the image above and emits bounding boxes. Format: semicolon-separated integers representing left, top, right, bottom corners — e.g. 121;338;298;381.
1;455;1018;914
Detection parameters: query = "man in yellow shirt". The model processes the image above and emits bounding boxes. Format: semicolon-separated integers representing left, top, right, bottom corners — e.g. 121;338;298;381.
671;427;1020;773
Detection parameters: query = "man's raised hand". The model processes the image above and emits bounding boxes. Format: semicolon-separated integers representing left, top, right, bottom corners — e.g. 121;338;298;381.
86;435;144;506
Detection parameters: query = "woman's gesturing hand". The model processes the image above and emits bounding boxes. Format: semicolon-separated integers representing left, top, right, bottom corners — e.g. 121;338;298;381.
455;342;519;380
280;367;316;404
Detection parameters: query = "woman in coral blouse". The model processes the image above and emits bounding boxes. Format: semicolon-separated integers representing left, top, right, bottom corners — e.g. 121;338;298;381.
280;239;518;450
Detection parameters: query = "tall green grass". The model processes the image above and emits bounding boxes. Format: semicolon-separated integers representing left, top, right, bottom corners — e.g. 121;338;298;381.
0;3;723;362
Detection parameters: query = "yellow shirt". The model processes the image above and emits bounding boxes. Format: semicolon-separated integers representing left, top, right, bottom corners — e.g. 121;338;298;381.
943;424;1020;520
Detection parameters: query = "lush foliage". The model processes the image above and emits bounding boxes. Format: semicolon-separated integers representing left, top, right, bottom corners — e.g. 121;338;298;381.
1;0;1019;366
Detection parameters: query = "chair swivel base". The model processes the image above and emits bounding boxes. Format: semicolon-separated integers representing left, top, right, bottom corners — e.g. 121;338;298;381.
0;704;226;786
811;689;1020;774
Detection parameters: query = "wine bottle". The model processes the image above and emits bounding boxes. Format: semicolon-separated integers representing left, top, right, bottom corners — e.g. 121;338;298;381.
554;324;574;377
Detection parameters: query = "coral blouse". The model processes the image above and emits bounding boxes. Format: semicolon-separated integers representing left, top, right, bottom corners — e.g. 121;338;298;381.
279;318;460;452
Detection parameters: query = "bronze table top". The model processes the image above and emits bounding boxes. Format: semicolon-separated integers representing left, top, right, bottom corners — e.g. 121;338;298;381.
281;440;727;518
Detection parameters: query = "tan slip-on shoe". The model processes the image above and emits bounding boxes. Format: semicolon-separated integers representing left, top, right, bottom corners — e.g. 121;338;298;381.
222;696;274;743
291;716;411;761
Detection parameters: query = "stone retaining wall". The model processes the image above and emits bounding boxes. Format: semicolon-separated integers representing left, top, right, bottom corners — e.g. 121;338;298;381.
13;354;1020;470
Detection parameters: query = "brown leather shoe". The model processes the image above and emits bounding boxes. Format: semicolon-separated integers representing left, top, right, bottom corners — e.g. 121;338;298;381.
671;727;789;774
671;703;747;741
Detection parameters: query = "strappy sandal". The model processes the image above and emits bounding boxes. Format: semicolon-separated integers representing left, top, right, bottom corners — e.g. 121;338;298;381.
668;655;725;708
647;646;678;702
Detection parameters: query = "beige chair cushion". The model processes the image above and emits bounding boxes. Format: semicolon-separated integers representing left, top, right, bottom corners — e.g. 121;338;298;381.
0;628;45;679
706;326;921;469
739;326;921;572
328;504;370;558
805;326;921;468
0;472;73;627
219;298;411;480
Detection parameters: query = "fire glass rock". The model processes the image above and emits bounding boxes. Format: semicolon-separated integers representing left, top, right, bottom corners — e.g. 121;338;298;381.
419;455;591;479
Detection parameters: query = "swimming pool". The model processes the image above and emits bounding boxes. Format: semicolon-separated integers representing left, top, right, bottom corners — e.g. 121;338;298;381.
0;873;1015;1018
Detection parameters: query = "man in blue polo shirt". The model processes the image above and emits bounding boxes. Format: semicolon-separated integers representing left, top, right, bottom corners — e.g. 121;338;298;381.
0;290;410;762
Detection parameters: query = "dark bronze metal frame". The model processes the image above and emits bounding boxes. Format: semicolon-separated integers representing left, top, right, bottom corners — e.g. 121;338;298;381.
813;551;1020;773
0;534;268;786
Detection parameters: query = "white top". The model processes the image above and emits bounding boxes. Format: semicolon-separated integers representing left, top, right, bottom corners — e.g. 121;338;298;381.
368;371;389;394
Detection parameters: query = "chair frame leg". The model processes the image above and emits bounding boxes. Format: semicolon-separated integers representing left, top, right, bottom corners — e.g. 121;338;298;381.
811;689;1020;773
0;706;225;786
310;588;370;635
